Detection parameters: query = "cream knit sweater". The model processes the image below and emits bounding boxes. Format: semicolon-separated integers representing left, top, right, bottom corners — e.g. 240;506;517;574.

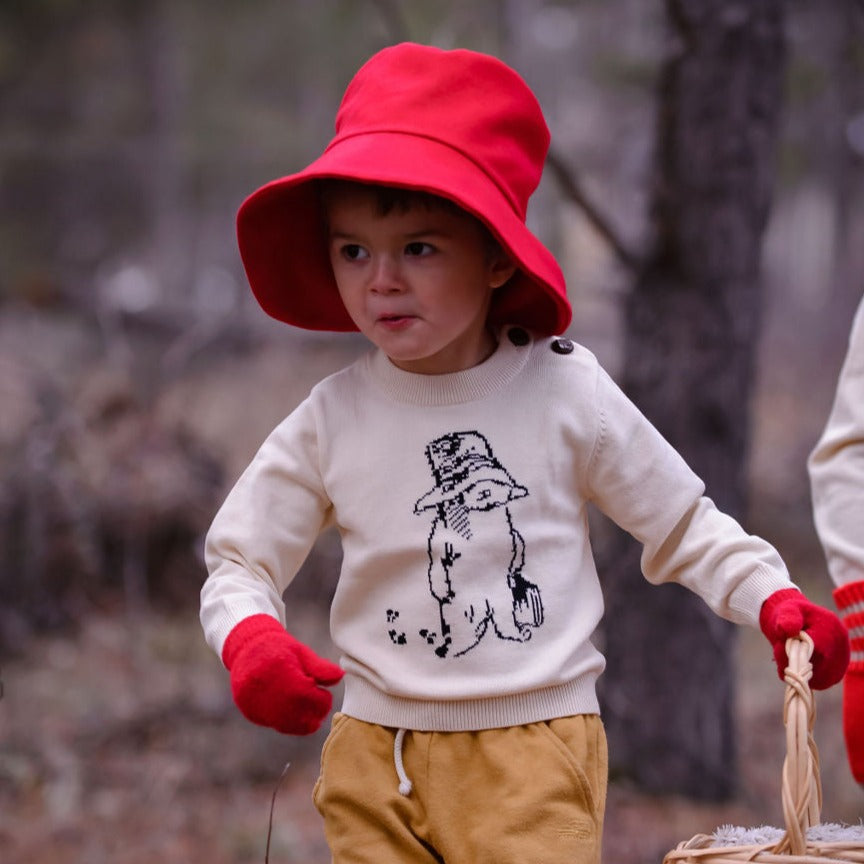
201;327;795;731
809;297;864;589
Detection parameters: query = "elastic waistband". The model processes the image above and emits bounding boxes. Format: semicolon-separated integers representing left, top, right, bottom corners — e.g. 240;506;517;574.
340;673;601;731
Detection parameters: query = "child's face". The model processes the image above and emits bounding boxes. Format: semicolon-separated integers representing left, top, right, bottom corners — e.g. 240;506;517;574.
325;188;515;375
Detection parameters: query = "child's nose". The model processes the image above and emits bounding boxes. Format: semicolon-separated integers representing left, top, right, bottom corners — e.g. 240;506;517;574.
369;256;403;293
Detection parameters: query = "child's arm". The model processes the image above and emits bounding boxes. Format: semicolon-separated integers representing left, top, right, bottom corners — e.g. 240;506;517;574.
201;403;340;735
584;365;848;689
808;297;864;781
809;298;864;589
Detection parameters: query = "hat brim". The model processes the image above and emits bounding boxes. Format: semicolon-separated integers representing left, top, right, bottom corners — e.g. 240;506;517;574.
415;475;528;512
237;131;571;335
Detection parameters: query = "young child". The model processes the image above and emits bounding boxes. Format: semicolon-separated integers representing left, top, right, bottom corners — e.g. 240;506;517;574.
201;42;849;863
809;294;864;785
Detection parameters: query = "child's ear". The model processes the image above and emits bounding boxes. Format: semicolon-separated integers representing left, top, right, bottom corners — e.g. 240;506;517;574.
488;253;517;289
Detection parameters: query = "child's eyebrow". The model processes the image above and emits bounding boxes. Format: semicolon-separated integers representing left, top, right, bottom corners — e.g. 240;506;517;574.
403;228;449;240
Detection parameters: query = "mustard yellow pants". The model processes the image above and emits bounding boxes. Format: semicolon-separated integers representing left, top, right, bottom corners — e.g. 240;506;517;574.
312;713;608;864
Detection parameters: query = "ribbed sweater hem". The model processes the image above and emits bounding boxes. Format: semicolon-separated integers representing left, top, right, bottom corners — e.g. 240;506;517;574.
340;672;601;731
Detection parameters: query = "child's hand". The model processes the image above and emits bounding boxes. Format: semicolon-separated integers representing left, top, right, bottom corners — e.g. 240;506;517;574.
221;614;344;735
759;588;850;690
833;581;864;783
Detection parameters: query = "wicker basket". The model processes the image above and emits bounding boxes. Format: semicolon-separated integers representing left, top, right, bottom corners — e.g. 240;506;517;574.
662;633;864;864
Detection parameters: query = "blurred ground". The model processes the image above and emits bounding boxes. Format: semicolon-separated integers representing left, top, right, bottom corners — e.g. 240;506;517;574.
1;592;860;864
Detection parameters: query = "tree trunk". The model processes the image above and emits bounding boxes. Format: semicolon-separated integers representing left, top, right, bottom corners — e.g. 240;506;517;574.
598;0;786;799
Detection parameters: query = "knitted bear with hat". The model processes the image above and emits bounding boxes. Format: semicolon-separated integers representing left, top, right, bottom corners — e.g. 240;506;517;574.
202;41;852;861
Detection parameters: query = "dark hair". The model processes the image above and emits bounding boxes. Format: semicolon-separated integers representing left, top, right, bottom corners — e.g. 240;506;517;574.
316;179;503;257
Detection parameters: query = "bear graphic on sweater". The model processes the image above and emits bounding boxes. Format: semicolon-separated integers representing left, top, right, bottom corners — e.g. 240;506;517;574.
412;431;544;658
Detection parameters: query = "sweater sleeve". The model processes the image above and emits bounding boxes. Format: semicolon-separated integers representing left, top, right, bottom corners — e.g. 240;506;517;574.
200;397;333;659
586;366;794;627
808;297;864;589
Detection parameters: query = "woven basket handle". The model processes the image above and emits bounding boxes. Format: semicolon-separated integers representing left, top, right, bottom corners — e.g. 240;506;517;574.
772;631;823;856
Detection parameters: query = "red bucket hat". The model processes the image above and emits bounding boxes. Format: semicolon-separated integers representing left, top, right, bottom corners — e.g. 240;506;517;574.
236;42;571;336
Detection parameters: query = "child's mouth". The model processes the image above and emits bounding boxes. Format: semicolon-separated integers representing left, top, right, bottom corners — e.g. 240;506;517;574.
378;315;415;329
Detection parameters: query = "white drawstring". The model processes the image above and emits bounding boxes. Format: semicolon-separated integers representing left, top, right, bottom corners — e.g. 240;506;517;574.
393;728;413;796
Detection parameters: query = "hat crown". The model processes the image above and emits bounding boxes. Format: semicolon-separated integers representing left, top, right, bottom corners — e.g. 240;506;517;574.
236;42;572;336
426;431;497;486
331;43;550;221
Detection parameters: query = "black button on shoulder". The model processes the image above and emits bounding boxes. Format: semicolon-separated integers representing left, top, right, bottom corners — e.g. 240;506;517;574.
507;327;530;346
551;337;574;355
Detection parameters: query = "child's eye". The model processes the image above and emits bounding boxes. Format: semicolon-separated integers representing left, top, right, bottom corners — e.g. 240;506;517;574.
405;241;434;257
339;244;369;261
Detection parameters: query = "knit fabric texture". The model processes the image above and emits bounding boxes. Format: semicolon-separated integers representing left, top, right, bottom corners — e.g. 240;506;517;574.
202;328;798;732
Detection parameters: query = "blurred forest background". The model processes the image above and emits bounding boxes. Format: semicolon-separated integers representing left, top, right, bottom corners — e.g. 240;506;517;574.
0;1;862;862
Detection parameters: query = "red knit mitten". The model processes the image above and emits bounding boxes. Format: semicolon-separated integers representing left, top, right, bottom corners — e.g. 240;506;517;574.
759;588;850;690
834;581;864;783
222;614;343;735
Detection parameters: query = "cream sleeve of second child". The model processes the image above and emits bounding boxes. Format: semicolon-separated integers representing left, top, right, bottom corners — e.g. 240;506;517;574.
809;296;864;588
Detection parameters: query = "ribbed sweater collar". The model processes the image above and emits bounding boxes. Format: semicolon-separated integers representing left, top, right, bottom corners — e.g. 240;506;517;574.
363;327;533;406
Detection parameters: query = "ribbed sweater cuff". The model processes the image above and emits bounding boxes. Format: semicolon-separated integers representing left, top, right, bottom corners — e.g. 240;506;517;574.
834;579;864;613
834;580;864;668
